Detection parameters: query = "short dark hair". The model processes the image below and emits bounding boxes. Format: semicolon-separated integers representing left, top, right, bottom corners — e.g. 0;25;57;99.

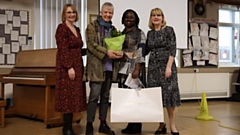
121;9;140;26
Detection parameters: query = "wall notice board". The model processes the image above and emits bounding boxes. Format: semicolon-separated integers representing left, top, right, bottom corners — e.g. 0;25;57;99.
0;9;29;65
181;18;218;68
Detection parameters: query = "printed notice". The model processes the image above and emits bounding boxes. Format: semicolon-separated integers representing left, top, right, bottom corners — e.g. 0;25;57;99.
0;14;7;24
20;25;28;35
11;30;19;41
2;44;11;54
7;54;15;64
20;11;28;21
0;54;4;64
0;37;5;48
19;36;27;45
5;11;13;21
4;24;13;34
13;16;21;27
12;42;20;52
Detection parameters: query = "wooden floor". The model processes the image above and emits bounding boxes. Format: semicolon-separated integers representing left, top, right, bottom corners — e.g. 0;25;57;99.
0;100;240;135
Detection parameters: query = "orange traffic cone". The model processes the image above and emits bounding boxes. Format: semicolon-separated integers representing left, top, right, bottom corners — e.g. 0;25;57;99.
195;92;214;120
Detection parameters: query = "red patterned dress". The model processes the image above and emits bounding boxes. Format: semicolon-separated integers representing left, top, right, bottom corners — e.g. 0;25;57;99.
55;23;86;113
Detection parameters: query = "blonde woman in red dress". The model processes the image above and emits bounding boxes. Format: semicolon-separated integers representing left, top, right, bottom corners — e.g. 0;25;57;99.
55;4;86;135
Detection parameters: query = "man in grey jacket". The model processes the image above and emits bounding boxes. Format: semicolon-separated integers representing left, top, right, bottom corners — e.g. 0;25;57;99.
85;2;123;135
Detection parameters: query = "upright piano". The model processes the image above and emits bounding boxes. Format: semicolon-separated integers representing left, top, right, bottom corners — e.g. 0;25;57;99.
0;48;83;128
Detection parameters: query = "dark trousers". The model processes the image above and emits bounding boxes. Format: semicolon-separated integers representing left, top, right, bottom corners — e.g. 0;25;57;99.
87;71;112;122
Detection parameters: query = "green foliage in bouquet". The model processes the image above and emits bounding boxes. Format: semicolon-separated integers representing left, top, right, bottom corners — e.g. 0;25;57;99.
110;29;122;37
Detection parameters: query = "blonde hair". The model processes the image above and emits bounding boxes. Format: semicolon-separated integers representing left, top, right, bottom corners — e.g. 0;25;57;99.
148;8;166;30
101;2;114;13
61;4;79;23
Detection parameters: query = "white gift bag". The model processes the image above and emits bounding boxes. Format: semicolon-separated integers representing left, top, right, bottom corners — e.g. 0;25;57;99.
110;87;164;123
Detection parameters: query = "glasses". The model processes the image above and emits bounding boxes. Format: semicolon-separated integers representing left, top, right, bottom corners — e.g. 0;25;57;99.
66;11;76;14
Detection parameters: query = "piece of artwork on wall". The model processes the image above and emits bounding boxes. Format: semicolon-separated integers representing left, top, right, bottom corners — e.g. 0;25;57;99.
182;18;218;67
0;9;29;65
89;14;97;22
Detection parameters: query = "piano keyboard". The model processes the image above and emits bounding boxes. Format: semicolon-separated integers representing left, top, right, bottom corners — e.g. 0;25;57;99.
3;76;44;80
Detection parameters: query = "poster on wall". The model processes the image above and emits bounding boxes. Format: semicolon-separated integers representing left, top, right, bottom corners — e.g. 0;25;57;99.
182;18;218;68
0;9;29;65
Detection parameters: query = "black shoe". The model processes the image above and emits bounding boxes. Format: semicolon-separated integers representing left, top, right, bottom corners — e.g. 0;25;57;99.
170;126;179;135
121;123;142;134
121;123;133;133
99;121;115;135
62;128;77;135
171;130;179;135
86;122;94;135
155;124;167;134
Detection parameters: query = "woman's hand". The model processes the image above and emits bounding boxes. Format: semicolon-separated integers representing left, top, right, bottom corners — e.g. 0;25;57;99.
68;67;75;80
165;66;172;79
132;64;140;79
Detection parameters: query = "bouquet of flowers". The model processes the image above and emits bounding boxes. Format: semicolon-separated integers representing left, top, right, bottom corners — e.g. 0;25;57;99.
104;29;125;55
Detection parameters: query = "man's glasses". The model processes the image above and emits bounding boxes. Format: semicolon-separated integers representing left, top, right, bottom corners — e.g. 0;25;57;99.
66;11;76;14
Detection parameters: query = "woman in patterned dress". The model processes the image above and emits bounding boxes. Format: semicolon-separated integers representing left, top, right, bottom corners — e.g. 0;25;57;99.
55;4;86;135
146;8;181;135
118;9;146;134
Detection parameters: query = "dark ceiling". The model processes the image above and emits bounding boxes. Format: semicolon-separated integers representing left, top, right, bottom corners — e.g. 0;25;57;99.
191;0;240;6
209;0;240;5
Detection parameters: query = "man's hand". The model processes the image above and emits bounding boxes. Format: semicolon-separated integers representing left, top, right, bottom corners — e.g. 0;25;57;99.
107;50;123;59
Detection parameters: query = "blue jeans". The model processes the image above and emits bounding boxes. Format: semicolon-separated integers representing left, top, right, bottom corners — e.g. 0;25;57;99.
86;71;112;122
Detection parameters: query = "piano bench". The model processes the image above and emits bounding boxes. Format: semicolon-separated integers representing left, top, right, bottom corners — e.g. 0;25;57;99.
0;100;6;128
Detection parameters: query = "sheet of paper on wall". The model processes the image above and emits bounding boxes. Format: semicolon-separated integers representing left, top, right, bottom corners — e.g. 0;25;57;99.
19;36;27;45
200;36;209;49
197;60;205;66
190;22;199;36
11;30;19;41
183;54;193;67
200;23;209;36
4;24;12;34
0;14;7;25
0;37;5;48
183;38;193;54
192;36;201;50
209;27;218;39
2;44;11;54
209;53;218;65
200;50;209;60
20;11;28;22
13;16;21;27
20;25;28;35
209;40;218;53
183;49;192;54
193;50;201;60
0;54;4;64
11;42;20;52
21;44;30;50
7;54;15;64
5;11;13;21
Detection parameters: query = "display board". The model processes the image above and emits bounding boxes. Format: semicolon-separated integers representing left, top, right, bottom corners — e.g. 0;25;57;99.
0;9;29;65
182;18;218;68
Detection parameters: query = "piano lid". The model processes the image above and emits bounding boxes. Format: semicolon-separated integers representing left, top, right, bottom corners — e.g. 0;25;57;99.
15;48;57;68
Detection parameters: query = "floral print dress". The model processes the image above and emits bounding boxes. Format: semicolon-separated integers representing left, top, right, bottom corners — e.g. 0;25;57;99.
147;26;181;108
